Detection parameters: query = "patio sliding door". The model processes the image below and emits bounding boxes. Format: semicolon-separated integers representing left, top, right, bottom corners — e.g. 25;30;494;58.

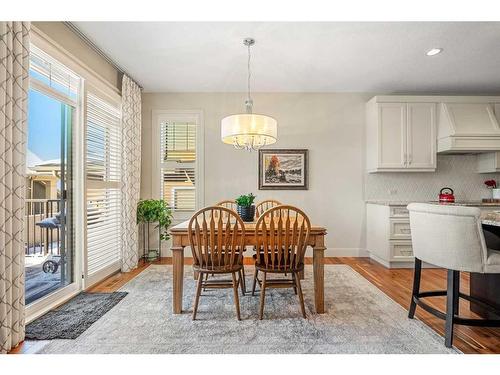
84;89;122;287
25;44;81;311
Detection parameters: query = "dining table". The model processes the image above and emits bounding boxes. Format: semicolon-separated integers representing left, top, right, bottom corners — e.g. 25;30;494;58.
169;220;328;314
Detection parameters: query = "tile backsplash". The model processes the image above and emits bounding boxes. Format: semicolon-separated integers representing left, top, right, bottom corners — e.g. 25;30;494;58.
364;154;500;201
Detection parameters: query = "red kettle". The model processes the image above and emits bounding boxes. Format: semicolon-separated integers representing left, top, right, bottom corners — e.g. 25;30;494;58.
439;187;455;203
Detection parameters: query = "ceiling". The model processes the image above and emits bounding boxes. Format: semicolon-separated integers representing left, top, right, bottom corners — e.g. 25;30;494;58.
74;22;500;93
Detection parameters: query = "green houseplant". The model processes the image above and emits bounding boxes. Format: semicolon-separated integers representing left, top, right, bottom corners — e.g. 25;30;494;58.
137;199;173;261
235;193;256;222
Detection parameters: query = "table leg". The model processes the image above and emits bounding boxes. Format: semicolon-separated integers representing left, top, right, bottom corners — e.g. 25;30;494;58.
313;237;326;314
172;239;185;314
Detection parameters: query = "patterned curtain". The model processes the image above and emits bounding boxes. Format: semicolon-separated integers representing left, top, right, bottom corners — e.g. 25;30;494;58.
120;75;142;272
0;21;30;354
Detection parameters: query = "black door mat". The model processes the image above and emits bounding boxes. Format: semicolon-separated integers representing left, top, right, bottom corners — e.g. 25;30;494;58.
26;292;128;340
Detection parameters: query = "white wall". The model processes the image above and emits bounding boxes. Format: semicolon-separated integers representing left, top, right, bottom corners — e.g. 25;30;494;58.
141;92;372;256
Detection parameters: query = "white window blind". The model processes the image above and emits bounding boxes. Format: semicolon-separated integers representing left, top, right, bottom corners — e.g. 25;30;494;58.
160;120;196;211
29;44;80;101
86;93;122;276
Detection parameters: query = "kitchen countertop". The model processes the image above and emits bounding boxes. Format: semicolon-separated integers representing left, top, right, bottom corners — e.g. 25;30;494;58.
481;211;500;226
366;199;500;207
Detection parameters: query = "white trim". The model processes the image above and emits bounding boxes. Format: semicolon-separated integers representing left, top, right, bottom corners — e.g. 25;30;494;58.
371;95;500;103
305;247;370;257
31;25;121;97
85;260;121;289
151;110;205;220
25;283;80;323
73;72;86;295
30;79;78;107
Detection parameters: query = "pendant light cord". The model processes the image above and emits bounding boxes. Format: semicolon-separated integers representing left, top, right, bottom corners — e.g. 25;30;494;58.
247;42;252;107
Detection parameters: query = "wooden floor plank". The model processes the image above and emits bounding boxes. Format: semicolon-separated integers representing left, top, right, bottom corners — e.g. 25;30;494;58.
10;256;500;354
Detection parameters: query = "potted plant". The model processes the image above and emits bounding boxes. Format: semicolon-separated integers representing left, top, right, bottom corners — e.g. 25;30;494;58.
235;193;256;222
137;199;173;261
485;180;500;199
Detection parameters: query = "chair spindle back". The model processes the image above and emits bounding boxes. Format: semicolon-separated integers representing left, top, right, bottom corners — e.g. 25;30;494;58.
188;206;245;271
215;200;238;212
255;205;311;271
255;199;282;219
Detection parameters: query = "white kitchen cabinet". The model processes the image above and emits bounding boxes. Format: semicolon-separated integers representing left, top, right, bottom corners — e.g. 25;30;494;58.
477;152;500;173
366;203;414;268
407;103;437;169
366;97;436;172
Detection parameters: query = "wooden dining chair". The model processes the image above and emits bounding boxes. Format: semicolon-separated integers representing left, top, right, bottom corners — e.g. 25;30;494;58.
214;199;247;293
255;199;282;219
252;205;311;319
216;200;238;212
188;206;246;320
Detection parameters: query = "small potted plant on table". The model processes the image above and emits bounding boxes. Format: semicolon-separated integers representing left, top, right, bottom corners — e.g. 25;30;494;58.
137;199;173;261
235;193;256;222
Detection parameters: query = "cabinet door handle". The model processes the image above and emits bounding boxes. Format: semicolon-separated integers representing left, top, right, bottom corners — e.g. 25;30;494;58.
403;154;407;166
408;153;412;164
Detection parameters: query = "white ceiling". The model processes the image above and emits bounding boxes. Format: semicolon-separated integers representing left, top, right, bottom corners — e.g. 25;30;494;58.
74;22;500;93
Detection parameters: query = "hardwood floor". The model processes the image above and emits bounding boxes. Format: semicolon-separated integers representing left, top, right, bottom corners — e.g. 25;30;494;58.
10;257;500;354
326;257;500;354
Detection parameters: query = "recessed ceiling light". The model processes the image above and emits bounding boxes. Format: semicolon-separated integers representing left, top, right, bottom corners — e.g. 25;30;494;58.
426;48;443;56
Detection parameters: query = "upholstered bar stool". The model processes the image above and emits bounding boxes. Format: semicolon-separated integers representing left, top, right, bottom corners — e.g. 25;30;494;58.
407;203;500;348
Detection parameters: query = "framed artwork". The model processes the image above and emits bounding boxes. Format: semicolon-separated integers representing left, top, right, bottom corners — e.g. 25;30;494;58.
258;149;308;190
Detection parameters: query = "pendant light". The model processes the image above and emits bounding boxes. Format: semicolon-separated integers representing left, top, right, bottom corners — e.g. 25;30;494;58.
221;38;277;151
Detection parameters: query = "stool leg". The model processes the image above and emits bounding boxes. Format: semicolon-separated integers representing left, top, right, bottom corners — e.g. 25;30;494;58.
445;269;458;348
453;270;460;314
408;258;422;319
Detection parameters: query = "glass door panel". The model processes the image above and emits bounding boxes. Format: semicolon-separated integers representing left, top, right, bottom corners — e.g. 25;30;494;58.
25;88;74;305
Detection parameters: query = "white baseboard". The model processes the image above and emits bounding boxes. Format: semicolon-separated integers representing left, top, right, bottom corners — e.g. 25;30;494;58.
320;248;370;257
159;247;369;258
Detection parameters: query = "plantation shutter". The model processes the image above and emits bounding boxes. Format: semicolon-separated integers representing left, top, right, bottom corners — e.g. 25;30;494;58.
160;120;196;211
85;93;122;282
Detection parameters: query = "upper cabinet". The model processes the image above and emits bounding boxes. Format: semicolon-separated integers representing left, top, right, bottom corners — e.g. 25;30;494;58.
366;97;436;173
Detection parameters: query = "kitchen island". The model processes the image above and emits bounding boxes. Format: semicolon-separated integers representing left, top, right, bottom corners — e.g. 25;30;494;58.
472;211;500;319
366;200;500;268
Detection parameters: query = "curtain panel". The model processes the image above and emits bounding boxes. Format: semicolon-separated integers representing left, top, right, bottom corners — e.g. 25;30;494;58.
120;75;142;272
0;21;30;354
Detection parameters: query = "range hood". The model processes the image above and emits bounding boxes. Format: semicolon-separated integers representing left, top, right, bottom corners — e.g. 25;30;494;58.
438;102;500;153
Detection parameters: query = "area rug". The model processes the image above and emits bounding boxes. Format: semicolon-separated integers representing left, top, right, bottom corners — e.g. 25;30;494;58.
26;292;128;340
34;265;458;354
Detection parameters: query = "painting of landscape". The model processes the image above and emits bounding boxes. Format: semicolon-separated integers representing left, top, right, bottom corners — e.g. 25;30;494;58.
259;149;308;190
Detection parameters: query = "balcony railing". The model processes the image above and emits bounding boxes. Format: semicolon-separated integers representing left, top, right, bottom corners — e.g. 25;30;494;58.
25;198;62;257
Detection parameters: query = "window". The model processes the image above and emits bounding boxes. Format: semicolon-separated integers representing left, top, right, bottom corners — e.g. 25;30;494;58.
153;111;203;219
85;93;122;280
29;44;80;102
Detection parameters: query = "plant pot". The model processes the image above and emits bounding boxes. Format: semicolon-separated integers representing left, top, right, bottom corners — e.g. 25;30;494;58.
492;188;500;200
237;205;255;222
147;249;159;262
